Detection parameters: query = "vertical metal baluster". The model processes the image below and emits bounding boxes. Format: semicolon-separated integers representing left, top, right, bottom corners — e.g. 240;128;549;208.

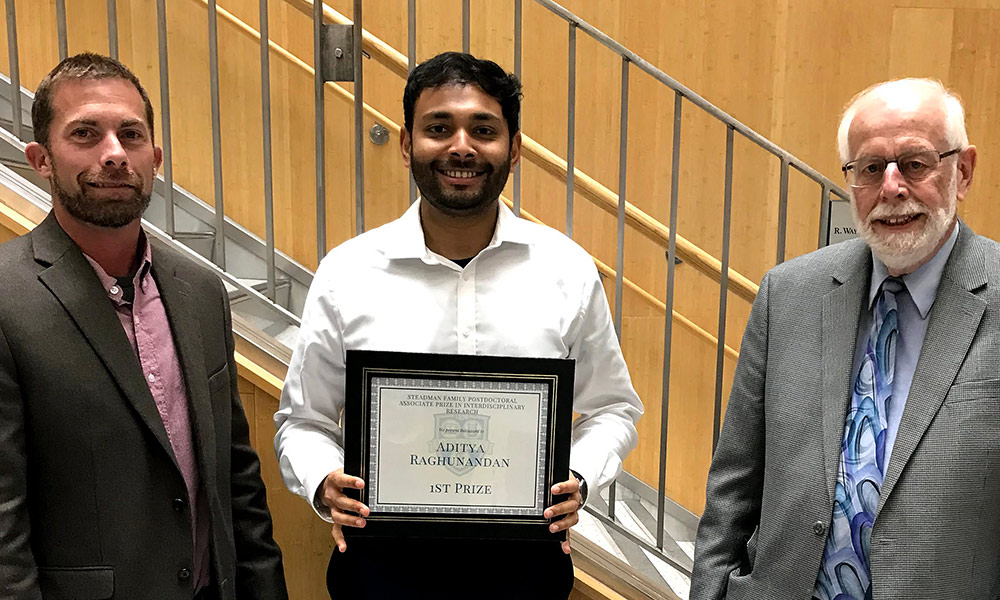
407;0;417;205
609;56;629;520
313;0;326;260
656;91;682;550
512;0;521;217
565;22;576;238
207;0;226;268
461;0;470;54
106;0;119;59
156;0;175;235
5;0;21;141
55;0;68;61
353;0;365;235
818;183;831;249
776;157;789;264
259;0;276;300
712;126;735;451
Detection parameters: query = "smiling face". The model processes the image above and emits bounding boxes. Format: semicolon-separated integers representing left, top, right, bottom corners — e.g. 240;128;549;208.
26;77;162;229
846;90;975;274
401;83;520;218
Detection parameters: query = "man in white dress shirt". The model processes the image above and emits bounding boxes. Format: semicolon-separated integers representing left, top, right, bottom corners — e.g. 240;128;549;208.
274;51;643;599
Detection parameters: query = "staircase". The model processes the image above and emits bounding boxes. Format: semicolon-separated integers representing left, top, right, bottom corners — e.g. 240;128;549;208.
0;1;856;598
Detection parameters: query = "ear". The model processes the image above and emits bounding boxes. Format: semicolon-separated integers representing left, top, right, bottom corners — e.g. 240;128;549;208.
955;145;977;201
24;142;54;179
153;144;163;175
509;131;522;168
400;128;411;168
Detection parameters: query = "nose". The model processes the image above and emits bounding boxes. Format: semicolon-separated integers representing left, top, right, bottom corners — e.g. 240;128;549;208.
100;131;128;169
448;129;476;160
878;162;907;201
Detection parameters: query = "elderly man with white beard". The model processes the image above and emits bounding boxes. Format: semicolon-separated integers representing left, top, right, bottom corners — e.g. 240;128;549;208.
690;78;1000;600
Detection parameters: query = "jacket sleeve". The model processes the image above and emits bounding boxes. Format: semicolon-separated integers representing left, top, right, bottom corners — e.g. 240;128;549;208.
689;271;770;600
0;321;43;600
218;278;289;600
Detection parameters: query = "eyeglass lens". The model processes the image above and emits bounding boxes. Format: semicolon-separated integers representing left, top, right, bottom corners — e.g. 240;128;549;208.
849;151;944;187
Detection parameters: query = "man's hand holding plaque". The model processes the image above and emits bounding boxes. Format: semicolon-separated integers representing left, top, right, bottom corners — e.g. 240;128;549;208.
546;476;583;555
317;469;369;553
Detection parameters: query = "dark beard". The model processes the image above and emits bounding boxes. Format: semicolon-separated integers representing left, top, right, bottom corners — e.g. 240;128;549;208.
410;153;512;217
52;167;150;229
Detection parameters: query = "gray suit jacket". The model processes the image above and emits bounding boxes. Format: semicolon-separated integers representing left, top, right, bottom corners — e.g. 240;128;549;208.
691;221;1000;600
0;213;287;600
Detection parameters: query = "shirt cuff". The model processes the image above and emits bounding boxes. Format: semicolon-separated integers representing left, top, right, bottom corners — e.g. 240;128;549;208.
570;469;589;507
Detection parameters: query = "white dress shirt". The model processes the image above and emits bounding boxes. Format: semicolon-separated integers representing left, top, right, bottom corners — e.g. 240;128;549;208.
274;200;643;520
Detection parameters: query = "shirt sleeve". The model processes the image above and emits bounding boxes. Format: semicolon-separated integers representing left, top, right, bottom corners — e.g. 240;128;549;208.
566;266;644;493
273;265;346;523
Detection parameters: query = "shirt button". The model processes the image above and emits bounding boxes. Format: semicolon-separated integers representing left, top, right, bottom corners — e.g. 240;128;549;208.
147;373;156;383
177;568;191;581
812;521;827;536
109;286;120;295
172;498;186;512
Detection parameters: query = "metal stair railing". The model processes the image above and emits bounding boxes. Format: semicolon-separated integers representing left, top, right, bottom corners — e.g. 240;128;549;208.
0;0;857;586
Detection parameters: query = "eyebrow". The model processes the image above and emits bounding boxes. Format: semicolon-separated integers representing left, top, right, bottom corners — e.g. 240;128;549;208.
66;118;148;131
424;111;501;122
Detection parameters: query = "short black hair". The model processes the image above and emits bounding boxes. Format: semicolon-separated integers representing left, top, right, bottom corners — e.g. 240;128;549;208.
403;52;522;142
32;52;155;148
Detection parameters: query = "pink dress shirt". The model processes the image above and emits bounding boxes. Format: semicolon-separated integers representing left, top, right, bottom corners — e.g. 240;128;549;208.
84;238;210;591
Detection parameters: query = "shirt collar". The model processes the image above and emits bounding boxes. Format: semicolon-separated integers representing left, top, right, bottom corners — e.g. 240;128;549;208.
868;221;960;318
382;198;533;262
82;231;154;303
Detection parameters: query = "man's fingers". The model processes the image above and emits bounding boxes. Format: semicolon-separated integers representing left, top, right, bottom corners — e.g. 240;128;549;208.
332;494;370;518
329;508;367;529
544;497;581;518
561;539;572;555
551;478;579;495
331;523;347;553
551;510;579;532
331;472;365;490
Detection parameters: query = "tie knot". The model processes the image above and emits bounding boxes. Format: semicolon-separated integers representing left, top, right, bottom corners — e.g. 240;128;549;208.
881;276;905;296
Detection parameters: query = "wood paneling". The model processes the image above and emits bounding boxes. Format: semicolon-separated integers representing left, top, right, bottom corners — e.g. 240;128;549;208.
240;373;334;600
3;0;998;516
0;224;18;244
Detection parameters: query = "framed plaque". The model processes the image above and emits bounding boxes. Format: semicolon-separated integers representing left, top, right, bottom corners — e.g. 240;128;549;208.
343;350;574;541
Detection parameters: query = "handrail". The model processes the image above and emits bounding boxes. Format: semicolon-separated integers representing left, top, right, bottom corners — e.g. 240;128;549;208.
204;0;740;360
508;197;739;361
282;0;759;303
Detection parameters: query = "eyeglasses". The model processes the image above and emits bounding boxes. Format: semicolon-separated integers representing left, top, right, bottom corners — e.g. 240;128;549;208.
842;148;960;189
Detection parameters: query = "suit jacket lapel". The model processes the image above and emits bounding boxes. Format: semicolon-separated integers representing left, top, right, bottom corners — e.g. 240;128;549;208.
822;240;871;503
32;214;178;467
877;224;987;516
152;248;218;491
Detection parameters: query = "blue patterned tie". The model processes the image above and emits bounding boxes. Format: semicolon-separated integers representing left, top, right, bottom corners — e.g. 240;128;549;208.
813;277;902;600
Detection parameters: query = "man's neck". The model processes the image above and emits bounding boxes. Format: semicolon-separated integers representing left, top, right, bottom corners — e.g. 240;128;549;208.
53;205;142;277
419;200;499;260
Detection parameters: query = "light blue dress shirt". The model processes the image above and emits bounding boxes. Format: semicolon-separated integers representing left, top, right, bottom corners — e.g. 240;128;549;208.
850;223;960;469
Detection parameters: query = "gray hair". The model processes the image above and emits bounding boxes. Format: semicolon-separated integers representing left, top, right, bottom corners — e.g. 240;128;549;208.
836;78;968;164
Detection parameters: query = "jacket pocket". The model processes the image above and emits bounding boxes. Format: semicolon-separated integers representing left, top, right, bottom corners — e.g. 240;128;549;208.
944;378;1000;404
207;363;230;394
38;566;114;600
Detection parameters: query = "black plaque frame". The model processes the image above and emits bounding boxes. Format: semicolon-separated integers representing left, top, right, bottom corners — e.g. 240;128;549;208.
344;350;574;541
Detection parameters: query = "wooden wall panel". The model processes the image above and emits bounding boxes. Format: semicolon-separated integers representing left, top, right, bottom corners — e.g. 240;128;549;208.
3;0;998;516
0;223;17;244
240;374;334;600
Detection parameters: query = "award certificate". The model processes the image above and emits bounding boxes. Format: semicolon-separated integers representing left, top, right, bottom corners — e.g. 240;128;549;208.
344;350;574;540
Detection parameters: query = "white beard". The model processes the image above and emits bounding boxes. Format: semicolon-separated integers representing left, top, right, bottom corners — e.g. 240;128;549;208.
850;178;958;274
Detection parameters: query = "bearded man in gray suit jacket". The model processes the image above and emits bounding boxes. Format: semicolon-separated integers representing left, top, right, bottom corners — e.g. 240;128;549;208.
0;54;287;599
691;78;996;600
